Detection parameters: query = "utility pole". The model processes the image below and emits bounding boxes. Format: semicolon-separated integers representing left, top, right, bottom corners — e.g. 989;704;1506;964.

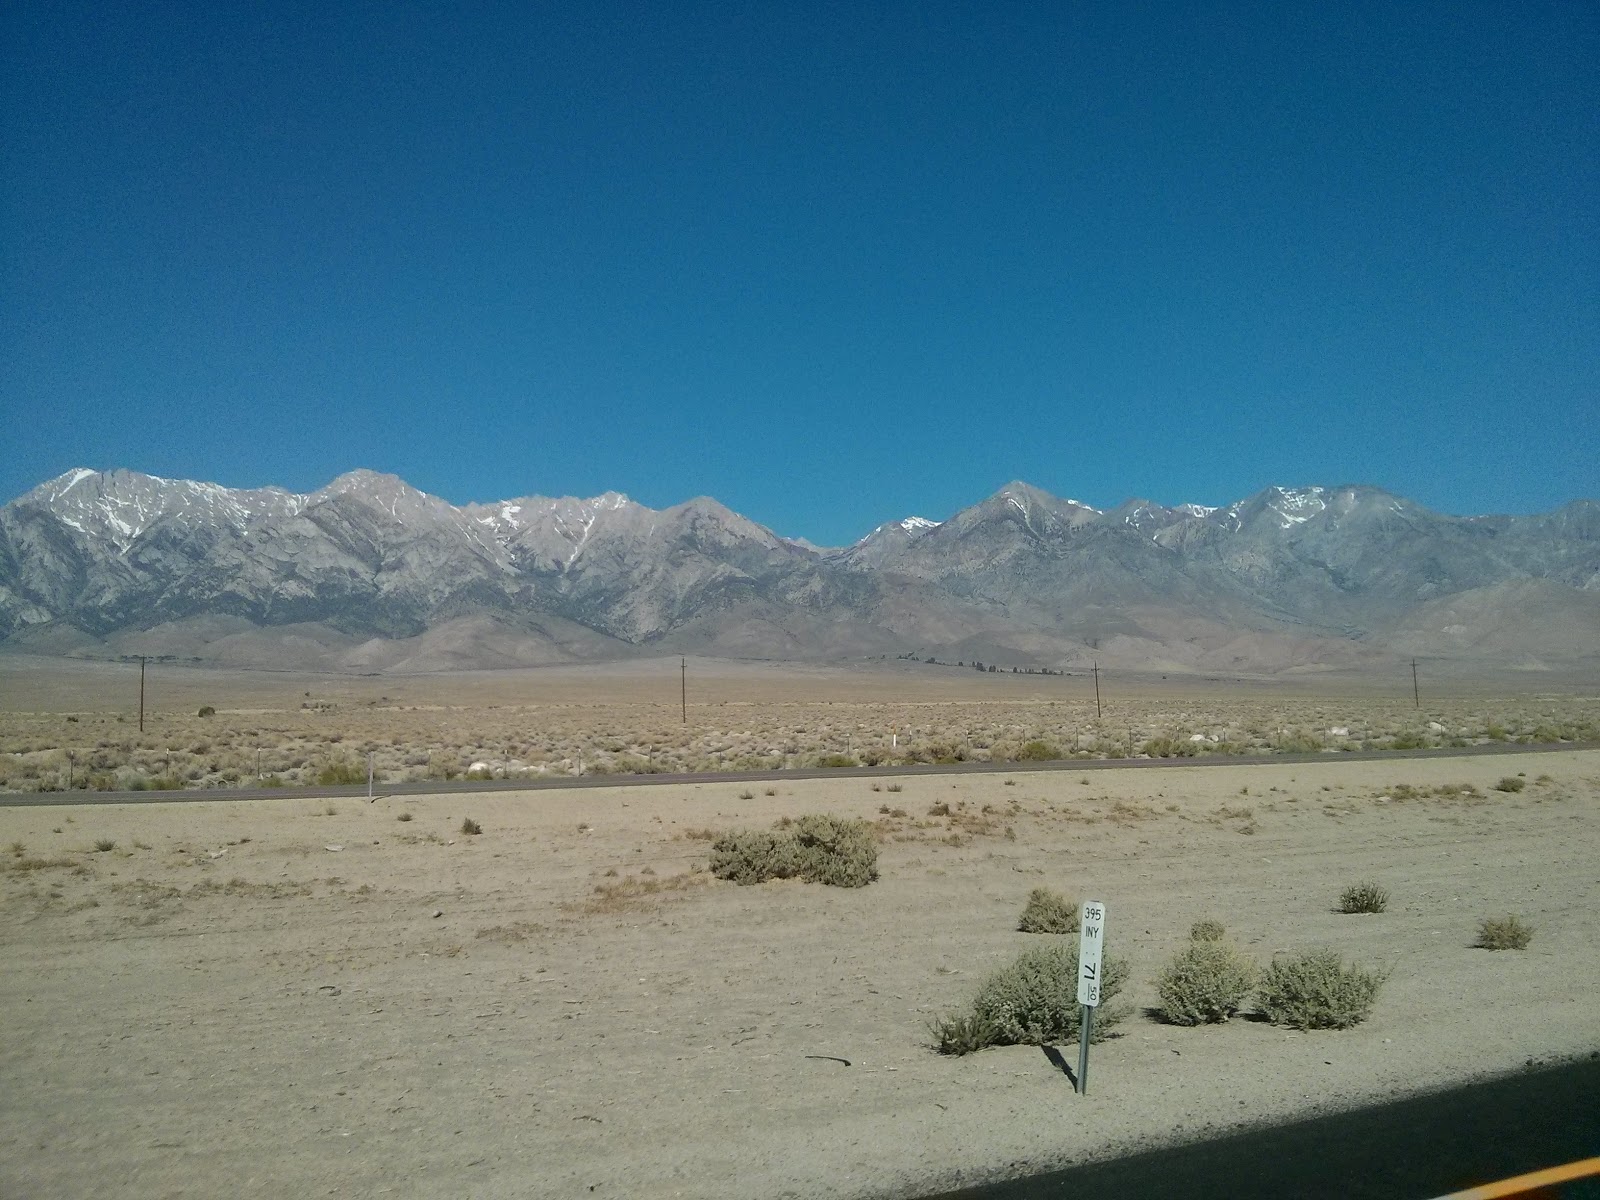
680;657;687;724
1092;661;1102;720
1412;659;1420;709
139;656;146;733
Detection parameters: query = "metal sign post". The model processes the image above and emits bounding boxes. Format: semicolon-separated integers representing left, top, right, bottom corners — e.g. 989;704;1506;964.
1076;900;1106;1095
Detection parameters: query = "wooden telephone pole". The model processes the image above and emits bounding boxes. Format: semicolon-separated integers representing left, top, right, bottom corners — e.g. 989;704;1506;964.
680;658;687;724
139;656;147;732
1092;661;1102;719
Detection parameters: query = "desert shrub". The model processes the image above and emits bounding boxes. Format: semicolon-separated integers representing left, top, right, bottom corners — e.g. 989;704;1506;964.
197;706;216;718
930;1012;1000;1056
790;814;878;887
397;812;414;822
317;760;365;786
1190;918;1227;942
1256;950;1385;1029
1018;887;1078;934
710;815;877;887
93;838;116;852
928;801;951;817
1277;732;1324;753
1476;914;1533;950
460;818;482;836
813;754;857;768
1339;881;1389;914
1141;736;1196;758
709;829;800;885
1492;776;1526;793
1016;740;1060;761
933;941;1129;1055
1156;939;1258;1025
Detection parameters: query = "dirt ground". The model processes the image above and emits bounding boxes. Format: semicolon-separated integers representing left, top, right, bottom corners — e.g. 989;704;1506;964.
2;749;1597;1199
4;652;1598;793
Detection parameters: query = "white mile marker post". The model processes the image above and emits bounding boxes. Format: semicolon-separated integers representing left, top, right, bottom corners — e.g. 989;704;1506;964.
1076;900;1106;1096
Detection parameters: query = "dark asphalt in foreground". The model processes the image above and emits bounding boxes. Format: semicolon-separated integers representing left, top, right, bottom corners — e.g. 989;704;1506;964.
1;740;1595;807
910;1056;1600;1200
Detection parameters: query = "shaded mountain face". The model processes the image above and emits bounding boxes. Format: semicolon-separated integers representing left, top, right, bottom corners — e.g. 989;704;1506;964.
2;469;1596;673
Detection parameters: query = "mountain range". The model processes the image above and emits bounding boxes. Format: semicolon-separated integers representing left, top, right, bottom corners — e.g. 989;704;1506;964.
2;468;1597;675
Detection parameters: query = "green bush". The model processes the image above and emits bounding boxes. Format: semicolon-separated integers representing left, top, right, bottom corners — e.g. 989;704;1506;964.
709;815;877;887
1018;887;1078;934
1156;939;1258;1025
791;814;878;886
1492;776;1526;793
710;829;801;884
1256;950;1385;1030
317;760;366;785
813;754;858;768
1277;732;1325;753
1189;918;1227;942
932;941;1129;1055
1476;914;1533;950
931;1012;1000;1056
1339;881;1389;914
1016;740;1060;761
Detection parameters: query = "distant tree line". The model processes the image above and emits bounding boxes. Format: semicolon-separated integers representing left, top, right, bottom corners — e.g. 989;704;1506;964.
895;652;1064;676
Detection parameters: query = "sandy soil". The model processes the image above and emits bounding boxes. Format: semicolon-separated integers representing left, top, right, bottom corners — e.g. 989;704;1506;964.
2;749;1597;1199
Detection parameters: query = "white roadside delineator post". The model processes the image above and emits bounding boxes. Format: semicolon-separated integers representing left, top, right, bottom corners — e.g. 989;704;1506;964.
1077;900;1106;1095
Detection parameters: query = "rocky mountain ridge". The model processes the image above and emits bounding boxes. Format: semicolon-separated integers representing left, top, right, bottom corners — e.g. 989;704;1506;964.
2;468;1596;674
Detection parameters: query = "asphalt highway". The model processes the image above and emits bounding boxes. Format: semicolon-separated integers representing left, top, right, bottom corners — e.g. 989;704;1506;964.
1;740;1595;807
910;1055;1600;1200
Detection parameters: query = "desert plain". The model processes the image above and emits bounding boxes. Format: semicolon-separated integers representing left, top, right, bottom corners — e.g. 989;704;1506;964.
1;657;1598;1198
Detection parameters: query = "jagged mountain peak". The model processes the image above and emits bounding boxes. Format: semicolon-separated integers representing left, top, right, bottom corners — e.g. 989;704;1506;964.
13;467;302;550
3;468;1598;671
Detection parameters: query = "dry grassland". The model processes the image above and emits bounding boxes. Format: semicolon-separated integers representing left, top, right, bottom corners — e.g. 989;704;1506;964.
2;743;1597;1198
2;654;1597;793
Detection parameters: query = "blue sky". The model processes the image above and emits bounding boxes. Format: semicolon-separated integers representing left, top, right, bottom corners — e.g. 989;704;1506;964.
3;1;1596;545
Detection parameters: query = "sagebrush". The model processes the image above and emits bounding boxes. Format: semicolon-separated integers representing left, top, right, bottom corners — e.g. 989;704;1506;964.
1156;939;1258;1025
1189;918;1226;941
1256;949;1385;1029
709;814;877;887
1017;887;1078;934
1475;914;1533;950
932;941;1128;1055
1339;881;1389;914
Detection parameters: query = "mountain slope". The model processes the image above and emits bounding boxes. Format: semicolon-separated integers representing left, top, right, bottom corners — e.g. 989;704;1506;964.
2;468;1596;673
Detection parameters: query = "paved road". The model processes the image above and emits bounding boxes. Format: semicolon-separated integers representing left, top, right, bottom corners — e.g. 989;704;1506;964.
908;1056;1600;1200
2;740;1594;807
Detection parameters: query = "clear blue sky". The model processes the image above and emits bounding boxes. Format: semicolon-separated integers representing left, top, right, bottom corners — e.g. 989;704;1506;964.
3;1;1596;545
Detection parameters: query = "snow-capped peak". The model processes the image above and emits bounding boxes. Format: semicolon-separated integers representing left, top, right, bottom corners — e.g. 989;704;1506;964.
900;516;938;533
1176;503;1217;518
1267;486;1328;527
